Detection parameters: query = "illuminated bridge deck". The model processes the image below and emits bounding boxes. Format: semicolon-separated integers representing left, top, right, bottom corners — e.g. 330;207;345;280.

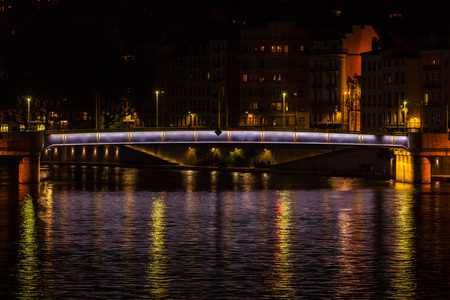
44;130;410;150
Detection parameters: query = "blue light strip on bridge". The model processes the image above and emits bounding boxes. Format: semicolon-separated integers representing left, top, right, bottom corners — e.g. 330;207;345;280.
43;130;409;150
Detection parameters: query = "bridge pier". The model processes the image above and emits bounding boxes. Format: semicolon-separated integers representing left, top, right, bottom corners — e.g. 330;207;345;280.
0;132;44;184
19;155;41;184
395;152;431;184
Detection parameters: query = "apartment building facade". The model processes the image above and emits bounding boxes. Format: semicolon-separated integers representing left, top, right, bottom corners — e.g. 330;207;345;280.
420;49;450;132
239;22;310;128
309;25;378;130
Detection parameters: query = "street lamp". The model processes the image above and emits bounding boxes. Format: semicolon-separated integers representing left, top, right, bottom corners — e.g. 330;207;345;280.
27;98;31;130
155;91;159;127
282;92;286;128
403;100;407;132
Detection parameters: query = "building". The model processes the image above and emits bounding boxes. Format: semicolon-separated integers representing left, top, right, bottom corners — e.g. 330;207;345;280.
361;48;383;131
239;22;310;128
309;25;378;130
420;49;450;132
361;48;422;132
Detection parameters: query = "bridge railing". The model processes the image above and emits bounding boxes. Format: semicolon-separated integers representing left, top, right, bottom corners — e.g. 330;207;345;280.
43;129;410;150
45;127;408;136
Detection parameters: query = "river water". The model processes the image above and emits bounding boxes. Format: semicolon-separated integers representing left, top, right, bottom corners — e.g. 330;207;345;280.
1;165;450;299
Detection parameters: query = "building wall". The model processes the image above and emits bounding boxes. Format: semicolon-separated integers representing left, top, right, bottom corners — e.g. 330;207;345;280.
308;25;378;130
420;50;450;132
239;22;310;128
361;53;383;131
381;55;421;131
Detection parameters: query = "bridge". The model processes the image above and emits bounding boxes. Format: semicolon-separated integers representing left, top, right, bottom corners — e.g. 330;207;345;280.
1;129;448;184
43;130;409;149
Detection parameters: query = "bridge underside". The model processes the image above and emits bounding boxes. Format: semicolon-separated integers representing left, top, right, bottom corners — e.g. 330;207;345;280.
41;143;395;178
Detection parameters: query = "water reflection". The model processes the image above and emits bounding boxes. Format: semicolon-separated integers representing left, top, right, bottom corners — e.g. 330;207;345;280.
1;167;450;298
328;177;364;191
389;186;418;298
16;193;42;299
335;190;367;297
147;193;169;299
271;191;295;298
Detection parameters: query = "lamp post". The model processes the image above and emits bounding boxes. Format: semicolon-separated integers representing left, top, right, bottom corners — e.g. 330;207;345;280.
155;91;159;127
403;101;407;132
218;91;221;129
27;98;31;130
342;92;347;131
282;92;286;128
420;100;424;132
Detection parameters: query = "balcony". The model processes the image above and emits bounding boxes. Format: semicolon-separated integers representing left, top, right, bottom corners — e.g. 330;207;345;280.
423;83;442;89
424;101;441;107
423;64;441;70
311;101;335;107
323;66;339;72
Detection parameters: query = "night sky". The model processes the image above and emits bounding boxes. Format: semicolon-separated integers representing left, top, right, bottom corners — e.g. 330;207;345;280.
1;0;449;126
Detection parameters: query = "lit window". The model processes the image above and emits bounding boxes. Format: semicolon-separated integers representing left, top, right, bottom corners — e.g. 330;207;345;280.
277;45;282;53
271;45;276;53
242;74;247;82
1;124;8;132
259;77;264;82
260;46;265;51
283;45;288;53
250;102;258;110
299;45;304;51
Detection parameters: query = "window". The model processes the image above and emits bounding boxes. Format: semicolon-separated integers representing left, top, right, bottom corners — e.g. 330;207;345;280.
242;74;247;82
276;103;282;111
250;102;258;110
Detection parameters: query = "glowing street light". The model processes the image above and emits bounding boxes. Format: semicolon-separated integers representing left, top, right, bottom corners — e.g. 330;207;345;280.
155;91;159;127
282;92;286;128
27;98;31;130
403;100;407;131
